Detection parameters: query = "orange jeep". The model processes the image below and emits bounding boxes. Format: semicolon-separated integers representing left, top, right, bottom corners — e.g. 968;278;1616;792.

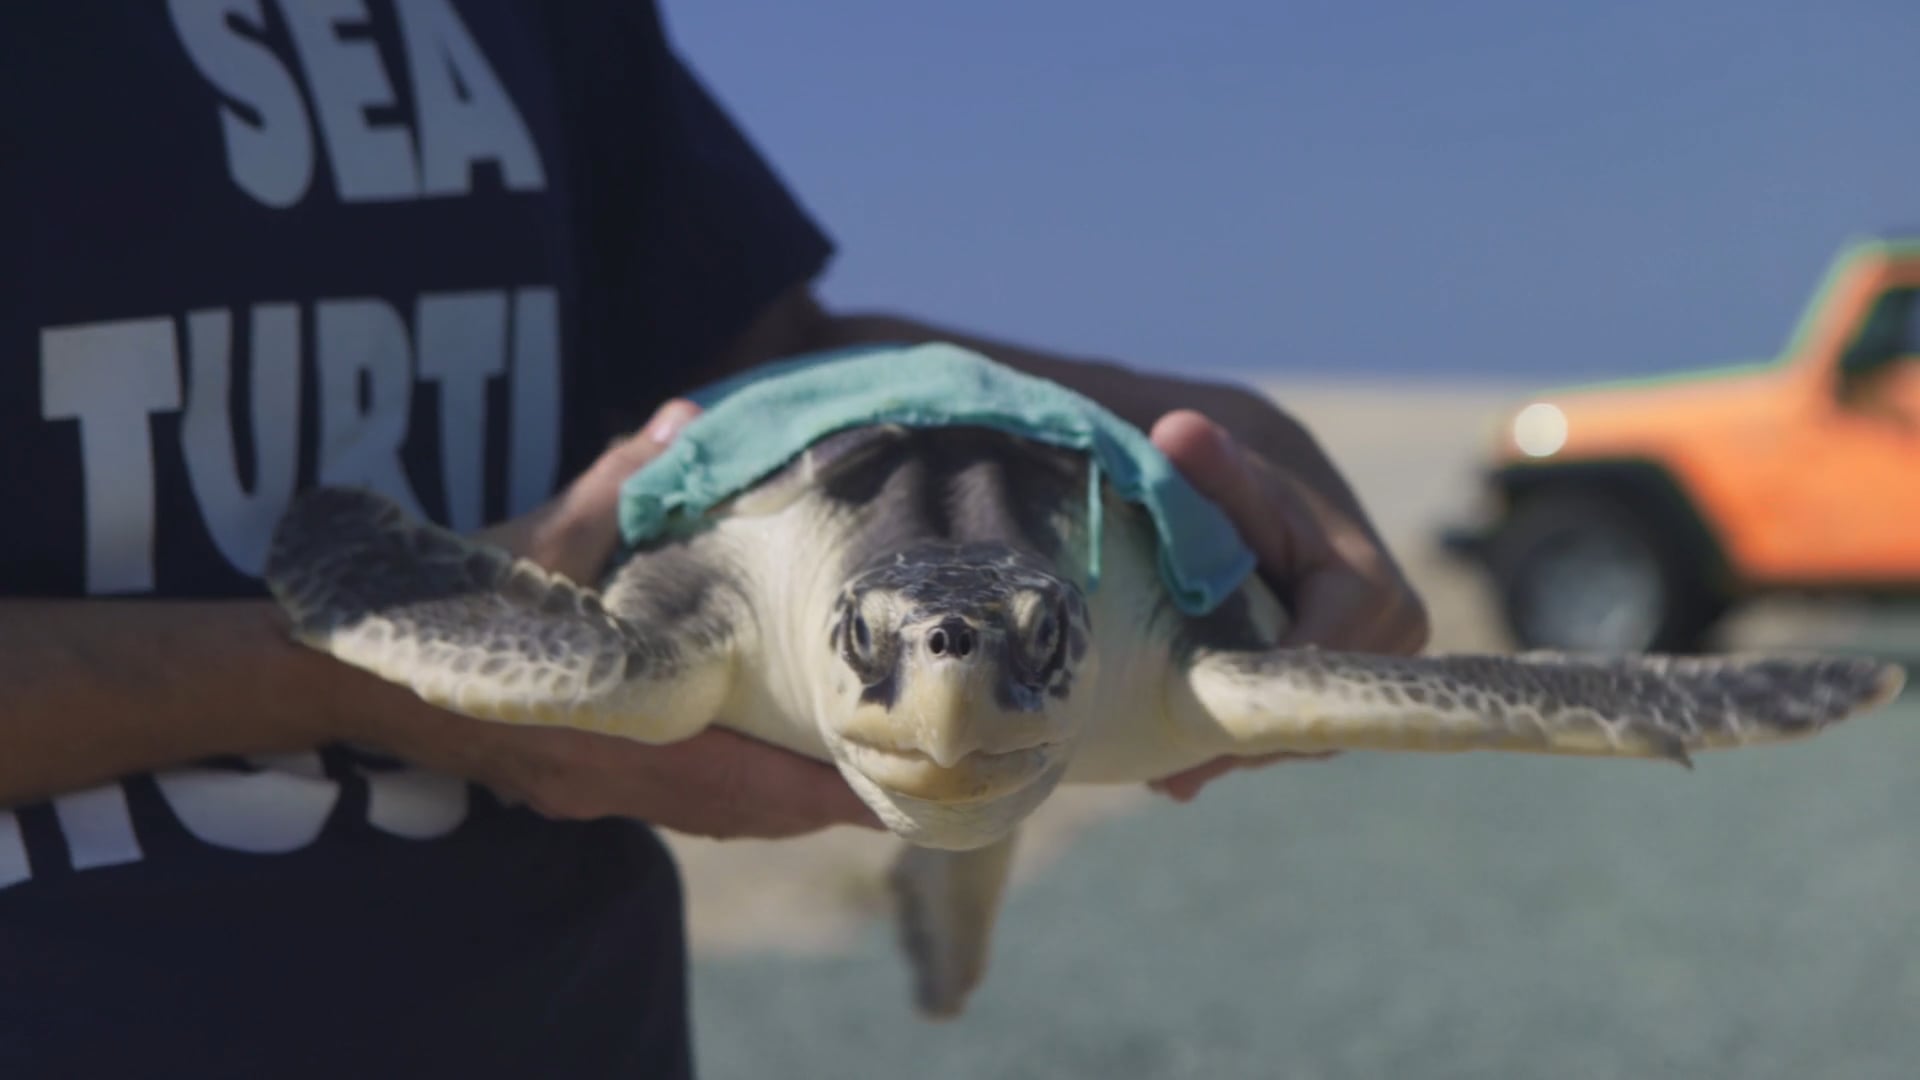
1444;233;1920;653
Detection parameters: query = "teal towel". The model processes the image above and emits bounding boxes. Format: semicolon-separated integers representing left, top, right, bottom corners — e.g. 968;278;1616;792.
618;342;1258;615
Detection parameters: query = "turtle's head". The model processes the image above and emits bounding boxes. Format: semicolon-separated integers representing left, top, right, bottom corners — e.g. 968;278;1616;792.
823;542;1092;848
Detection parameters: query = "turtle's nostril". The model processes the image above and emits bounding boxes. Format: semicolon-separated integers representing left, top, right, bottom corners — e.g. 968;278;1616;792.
927;619;975;659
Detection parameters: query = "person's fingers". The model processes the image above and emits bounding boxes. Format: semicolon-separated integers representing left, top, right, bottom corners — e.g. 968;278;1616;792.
513;398;702;582
588;398;702;491
1148;409;1241;486
640;397;702;447
1150;409;1312;575
1274;566;1384;651
1148;757;1246;803
1148;751;1339;802
723;730;886;832
607;728;881;839
468;719;878;839
1154;407;1429;657
1285;557;1431;654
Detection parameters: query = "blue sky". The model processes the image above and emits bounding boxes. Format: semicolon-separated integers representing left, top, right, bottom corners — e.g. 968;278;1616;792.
662;2;1916;382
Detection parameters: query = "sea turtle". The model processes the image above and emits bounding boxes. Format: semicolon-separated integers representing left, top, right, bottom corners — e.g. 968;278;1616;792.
265;408;1905;1018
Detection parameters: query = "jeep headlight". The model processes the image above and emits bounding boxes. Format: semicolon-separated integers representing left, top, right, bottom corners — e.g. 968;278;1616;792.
1511;402;1568;458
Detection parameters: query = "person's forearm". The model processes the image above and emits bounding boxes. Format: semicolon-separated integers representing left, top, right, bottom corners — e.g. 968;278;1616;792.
0;599;347;805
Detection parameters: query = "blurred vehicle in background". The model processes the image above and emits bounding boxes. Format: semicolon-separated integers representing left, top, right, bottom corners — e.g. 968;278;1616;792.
1443;232;1920;653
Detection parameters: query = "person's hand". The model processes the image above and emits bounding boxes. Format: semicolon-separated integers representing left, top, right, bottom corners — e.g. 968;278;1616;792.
1144;407;1430;802
1152;408;1428;653
358;700;882;840
361;398;884;840
476;398;705;586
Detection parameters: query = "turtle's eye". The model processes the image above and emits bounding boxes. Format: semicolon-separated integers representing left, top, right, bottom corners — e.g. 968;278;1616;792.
1032;609;1059;659
841;594;896;685
1012;592;1069;680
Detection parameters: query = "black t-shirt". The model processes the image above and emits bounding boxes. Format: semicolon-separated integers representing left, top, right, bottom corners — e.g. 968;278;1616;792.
0;3;831;1075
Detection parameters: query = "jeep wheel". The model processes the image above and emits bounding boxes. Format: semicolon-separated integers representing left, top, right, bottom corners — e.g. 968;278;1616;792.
1488;493;1724;654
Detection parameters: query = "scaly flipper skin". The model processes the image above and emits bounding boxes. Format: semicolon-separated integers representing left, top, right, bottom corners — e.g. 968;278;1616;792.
1177;648;1906;765
889;832;1020;1018
264;488;736;742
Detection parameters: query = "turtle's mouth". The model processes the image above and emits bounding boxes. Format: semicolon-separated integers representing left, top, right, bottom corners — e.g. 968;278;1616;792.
839;737;1055;804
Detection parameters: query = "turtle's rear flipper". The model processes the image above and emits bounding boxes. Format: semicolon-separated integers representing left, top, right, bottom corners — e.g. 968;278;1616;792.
889;833;1019;1019
1178;649;1905;765
265;487;735;742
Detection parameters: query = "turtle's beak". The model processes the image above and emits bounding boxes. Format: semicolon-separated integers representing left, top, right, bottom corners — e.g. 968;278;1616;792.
835;620;1059;803
900;657;994;768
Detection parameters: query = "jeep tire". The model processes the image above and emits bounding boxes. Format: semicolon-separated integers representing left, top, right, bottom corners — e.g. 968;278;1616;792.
1488;491;1727;653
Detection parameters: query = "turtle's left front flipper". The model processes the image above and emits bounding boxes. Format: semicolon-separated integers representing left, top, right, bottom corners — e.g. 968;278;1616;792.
1175;647;1905;766
265;487;737;743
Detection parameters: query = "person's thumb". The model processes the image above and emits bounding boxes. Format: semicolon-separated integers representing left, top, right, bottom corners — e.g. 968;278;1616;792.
1151;409;1309;577
608;398;701;473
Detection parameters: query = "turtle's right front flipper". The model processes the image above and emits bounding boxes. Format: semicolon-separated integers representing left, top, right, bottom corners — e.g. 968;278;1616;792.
265;487;736;743
1177;647;1906;766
